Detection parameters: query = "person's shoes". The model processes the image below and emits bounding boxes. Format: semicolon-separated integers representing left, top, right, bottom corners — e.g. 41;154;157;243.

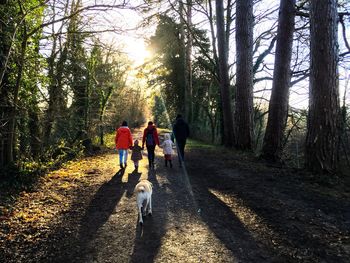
124;163;127;167
120;164;124;169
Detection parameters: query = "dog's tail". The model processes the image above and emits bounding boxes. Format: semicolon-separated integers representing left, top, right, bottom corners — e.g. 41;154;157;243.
138;186;145;193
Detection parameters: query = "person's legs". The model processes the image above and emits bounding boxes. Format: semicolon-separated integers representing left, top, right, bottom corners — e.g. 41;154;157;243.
169;154;173;168
124;149;128;166
133;160;139;168
118;149;125;168
146;146;151;166
133;160;139;172
146;146;152;167
147;145;156;168
176;141;186;165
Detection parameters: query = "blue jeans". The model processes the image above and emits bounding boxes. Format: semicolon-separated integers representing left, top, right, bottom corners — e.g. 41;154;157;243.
118;149;128;165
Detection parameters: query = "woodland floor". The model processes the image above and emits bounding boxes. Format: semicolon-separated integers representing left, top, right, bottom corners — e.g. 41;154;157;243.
0;131;350;262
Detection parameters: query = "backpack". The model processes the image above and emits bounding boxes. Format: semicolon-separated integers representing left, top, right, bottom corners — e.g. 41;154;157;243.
146;129;155;146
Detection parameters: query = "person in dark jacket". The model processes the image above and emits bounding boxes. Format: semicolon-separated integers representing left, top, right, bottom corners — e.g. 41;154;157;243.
172;114;190;166
142;121;160;169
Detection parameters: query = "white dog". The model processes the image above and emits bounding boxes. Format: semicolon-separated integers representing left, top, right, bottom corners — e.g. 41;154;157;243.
134;179;153;225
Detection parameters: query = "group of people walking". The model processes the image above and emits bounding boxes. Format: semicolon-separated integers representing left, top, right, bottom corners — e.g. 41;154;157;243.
115;115;189;170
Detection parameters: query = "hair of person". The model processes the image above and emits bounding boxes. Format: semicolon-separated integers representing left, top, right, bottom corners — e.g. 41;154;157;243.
148;121;153;125
176;114;182;120
122;120;128;126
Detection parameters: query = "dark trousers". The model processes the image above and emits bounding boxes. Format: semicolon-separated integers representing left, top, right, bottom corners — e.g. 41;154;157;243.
176;140;186;162
146;145;156;164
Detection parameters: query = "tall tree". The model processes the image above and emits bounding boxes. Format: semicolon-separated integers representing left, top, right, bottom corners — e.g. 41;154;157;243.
44;0;70;145
148;15;186;119
0;2;18;166
179;1;187;117
234;0;254;150
261;0;296;161
0;0;45;166
305;0;340;173
66;0;89;135
185;0;193;123
215;0;235;147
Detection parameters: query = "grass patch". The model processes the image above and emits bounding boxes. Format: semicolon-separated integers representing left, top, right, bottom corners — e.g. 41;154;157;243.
187;138;218;150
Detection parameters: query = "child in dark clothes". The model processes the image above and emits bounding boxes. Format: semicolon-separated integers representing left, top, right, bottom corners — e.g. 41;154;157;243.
130;140;143;171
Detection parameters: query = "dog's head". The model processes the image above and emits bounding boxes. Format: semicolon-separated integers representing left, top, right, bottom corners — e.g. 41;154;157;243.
135;180;152;193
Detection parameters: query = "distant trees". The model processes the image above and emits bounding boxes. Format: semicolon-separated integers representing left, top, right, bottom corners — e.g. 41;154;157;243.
0;0;145;171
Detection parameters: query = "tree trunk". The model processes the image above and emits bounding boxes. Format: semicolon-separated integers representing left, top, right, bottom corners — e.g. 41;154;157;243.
8;33;27;162
186;0;193;124
0;3;14;167
261;0;296;161
305;0;339;173
235;0;254;150
216;0;235;147
44;45;68;144
179;1;187;116
99;114;104;146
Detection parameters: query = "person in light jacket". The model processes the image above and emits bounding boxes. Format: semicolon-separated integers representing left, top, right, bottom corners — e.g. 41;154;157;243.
115;121;133;169
160;133;174;168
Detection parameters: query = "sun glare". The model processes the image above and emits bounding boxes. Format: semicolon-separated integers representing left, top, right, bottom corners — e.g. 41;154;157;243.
124;38;150;67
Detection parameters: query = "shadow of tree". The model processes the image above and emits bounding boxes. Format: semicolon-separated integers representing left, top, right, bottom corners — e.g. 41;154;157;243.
186;151;350;262
41;168;137;262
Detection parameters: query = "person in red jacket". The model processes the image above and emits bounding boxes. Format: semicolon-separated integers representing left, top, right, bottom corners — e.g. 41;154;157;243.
115;120;133;169
142;121;160;169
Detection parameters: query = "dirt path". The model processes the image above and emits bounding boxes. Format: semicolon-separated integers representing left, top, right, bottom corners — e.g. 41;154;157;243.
1;135;349;262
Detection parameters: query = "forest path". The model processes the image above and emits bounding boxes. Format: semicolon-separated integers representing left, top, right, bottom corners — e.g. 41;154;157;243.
1;130;349;262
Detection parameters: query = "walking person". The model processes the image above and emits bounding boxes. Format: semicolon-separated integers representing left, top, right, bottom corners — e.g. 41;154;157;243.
142;121;160;169
130;139;143;172
172;114;190;167
115;121;133;169
160;133;174;168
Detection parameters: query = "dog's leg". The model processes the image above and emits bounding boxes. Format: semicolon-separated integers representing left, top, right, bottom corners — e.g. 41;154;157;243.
137;199;143;225
143;198;149;216
148;196;152;215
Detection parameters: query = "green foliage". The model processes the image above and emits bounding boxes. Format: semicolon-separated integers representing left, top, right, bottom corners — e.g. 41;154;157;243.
148;15;185;119
152;95;171;128
146;14;221;143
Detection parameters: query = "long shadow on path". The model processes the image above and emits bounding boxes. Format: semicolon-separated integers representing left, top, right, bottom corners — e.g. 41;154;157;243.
46;168;134;262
